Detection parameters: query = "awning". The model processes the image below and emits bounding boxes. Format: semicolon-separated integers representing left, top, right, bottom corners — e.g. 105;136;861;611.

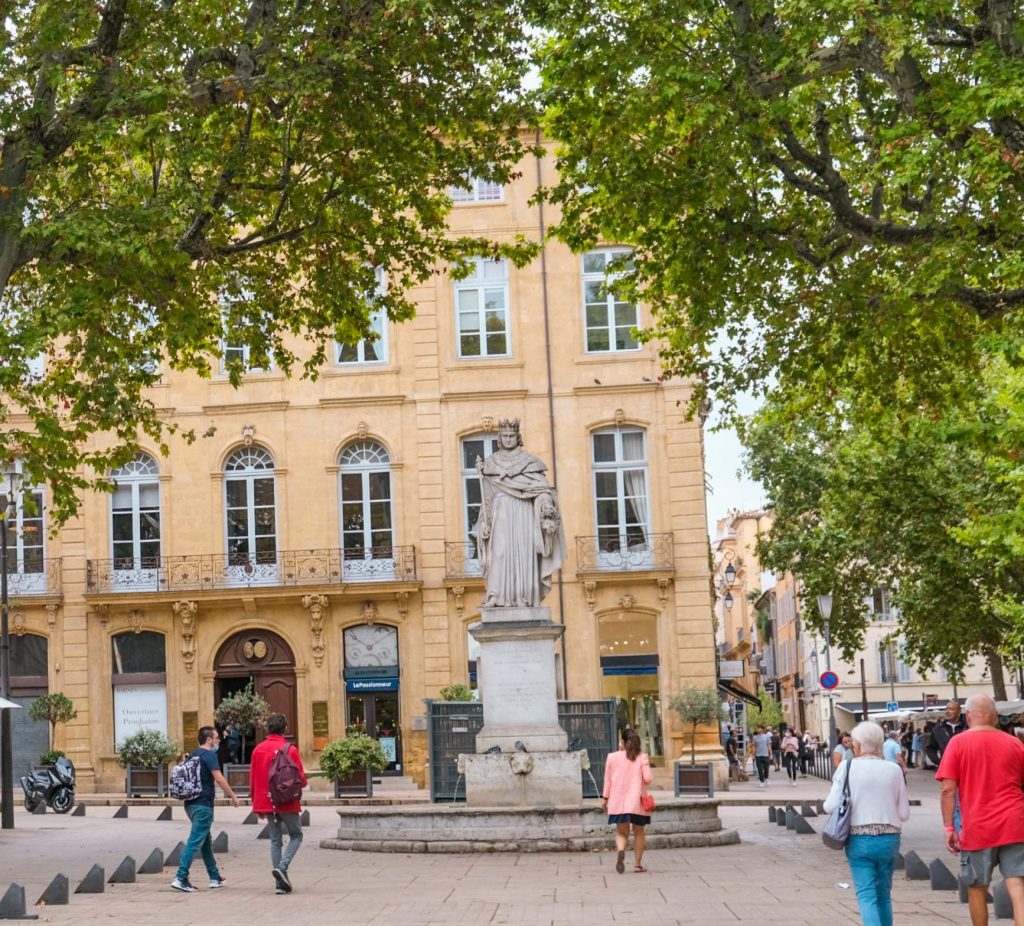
719;680;761;708
0;698;21;710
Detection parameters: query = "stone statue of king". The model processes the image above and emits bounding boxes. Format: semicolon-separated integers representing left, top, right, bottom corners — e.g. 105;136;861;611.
472;418;567;608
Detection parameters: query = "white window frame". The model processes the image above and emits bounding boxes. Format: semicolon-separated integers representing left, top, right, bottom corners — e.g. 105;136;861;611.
223;446;278;586
460;433;499;575
110;453;162;591
335;268;388;366
590;427;652;568
339;441;396;580
219;287;272;374
867;586;894;622
448;175;504;204
1;460;46;593
582;249;640;354
454;258;510;359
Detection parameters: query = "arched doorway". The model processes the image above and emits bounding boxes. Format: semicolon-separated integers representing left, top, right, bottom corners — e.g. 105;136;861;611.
214;629;297;763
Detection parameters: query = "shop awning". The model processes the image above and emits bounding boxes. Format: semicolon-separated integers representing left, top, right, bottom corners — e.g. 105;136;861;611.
719;679;761;708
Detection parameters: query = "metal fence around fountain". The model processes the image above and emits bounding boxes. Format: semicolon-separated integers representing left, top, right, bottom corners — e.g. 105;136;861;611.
426;698;619;803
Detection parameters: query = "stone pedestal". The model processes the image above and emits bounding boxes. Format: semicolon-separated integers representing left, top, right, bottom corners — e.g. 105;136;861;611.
459;751;585;807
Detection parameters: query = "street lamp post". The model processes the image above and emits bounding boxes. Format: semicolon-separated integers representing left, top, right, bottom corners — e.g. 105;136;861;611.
0;460;23;830
817;593;838;751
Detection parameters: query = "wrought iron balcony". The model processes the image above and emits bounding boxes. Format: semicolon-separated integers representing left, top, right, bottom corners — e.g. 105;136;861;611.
86;547;416;594
575;533;675;574
444;542;484;580
4;559;62;597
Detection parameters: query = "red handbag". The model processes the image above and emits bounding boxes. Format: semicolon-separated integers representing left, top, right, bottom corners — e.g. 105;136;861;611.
640;791;656;813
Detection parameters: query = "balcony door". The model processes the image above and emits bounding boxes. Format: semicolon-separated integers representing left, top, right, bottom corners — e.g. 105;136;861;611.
224;446;278;586
339;441;395;580
110;453;161;591
1;460;46;595
591;428;651;569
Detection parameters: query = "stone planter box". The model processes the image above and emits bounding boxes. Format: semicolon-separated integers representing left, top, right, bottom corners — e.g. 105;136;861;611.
333;768;374;798
125;764;168;798
223;763;251;797
674;761;715;797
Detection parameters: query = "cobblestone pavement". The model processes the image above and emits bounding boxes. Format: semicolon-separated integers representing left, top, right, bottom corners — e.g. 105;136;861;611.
0;767;973;925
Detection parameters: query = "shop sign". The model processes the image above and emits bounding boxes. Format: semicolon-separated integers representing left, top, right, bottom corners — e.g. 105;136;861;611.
379;737;397;762
114;684;168;742
718;660;744;679
346;677;400;693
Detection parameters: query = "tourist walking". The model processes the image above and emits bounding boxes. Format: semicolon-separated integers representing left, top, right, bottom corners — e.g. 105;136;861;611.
781;728;801;785
249;713;308;894
936;694;1024;926
926;700;969;766
833;731;854;768
800;730;812;776
172;726;240;893
771;728;782;770
601;729;653;873
751;725;772;787
883;729;906;770
824;721;910;926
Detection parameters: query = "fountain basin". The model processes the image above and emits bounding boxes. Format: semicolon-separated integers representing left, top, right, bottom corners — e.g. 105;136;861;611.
320;799;739;853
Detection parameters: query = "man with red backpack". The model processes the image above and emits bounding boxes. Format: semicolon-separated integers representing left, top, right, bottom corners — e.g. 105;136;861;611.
249;714;307;894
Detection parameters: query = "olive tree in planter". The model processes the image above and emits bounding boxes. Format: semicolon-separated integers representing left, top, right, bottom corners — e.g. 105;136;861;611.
28;693;77;766
669;685;727;796
214;681;270;797
439;684;473;702
319;734;389;798
116;729;179;797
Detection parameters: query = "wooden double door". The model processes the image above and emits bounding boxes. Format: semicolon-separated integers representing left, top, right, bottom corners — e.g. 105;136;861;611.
214;629;297;762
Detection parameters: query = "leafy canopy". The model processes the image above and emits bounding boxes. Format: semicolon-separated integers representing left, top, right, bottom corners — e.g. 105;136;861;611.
1;0;536;523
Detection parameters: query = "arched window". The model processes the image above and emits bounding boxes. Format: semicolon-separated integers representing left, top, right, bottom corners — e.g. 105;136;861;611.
112;631;168;742
339;441;395;579
224;445;278;585
111;453;161;587
591;427;651;566
460;433;499;574
2;460;46;594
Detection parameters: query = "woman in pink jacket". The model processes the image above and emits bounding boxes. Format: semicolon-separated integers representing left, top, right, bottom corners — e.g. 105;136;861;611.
601;729;654;873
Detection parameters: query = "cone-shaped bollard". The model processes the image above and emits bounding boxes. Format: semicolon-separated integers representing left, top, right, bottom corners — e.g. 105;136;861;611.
108;857;135;885
212;832;228;853
959;876;969;904
995;880;1014;919
785;806;797;830
0;883;33;919
36;874;68;907
792;815;816;834
164;843;184;868
31;802;45;815
71;804;85;817
929;859;958;891
904;851;929;880
816;799;826;815
768;806;776;823
242;811;258;825
801;802;817;817
775;807;787;827
74;865;105;894
139;849;163;875
155;807;172;822
112;804;128;819
300;810;310;826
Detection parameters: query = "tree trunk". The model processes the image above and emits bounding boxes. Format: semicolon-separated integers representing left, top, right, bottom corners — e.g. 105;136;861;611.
691;722;697;766
985;646;1008;701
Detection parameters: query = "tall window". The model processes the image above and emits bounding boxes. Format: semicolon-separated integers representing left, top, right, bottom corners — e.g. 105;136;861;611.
460;434;499;573
1;461;45;591
448;175;504;203
868;586;893;621
455;258;509;359
591;428;651;561
339;441;395;579
220;286;271;374
111;453;161;582
112;631;168;742
224;446;278;583
336;267;388;365
582;249;639;353
879;640;912;683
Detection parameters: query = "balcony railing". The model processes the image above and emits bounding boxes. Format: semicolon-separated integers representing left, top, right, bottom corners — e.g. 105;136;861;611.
575;533;675;573
444;542;484;580
4;558;62;597
86;547;416;594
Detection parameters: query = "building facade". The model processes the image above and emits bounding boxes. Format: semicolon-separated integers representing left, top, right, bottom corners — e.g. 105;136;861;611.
4;139;723;791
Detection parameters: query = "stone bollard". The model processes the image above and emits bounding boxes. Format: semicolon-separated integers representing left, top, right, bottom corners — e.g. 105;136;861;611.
36;874;69;907
929;859;958;891
74;865;105;894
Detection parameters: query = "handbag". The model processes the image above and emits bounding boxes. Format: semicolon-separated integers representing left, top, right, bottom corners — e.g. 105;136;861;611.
821;753;853;850
640;784;656;813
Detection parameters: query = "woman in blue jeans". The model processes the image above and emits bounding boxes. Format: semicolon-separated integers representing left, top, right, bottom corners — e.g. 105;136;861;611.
824;720;910;926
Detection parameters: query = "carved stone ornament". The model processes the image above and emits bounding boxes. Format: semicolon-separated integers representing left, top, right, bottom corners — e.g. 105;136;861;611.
361;600;378;625
11;611;25;636
129;609;144;634
584;581;597;613
302;594;329;667
480;415;496;433
242;423;256;446
614;408;626;426
657;577;671;610
395;591;410;621
451;585;465;621
619;592;635;611
172;600;198;673
45;603;59;630
357;420;369;440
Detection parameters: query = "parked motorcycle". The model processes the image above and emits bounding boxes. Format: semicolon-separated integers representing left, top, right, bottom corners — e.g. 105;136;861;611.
20;756;76;814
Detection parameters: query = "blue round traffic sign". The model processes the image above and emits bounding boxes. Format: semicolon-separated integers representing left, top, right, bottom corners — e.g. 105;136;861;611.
820;671;840;690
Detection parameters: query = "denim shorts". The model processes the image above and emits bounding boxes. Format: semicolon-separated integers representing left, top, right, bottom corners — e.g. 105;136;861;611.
960;843;1024;886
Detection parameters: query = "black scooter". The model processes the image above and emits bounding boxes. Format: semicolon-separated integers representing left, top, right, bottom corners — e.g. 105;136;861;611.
20;756;76;813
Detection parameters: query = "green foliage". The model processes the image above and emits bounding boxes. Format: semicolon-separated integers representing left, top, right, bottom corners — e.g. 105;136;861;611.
38;750;65;767
0;0;538;525
669;685;726;766
318;734;389;781
115;729;179;769
438;684;473;702
215;680;270;759
28;693;77;748
746;691;785;733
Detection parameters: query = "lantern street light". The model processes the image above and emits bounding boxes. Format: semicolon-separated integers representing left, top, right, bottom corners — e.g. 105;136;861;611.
0;458;24;829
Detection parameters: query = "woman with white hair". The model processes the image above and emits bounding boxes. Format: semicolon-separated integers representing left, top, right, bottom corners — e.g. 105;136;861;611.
824;720;910;926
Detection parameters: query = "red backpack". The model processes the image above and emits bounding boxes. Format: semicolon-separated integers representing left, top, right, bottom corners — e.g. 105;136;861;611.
267;744;303;806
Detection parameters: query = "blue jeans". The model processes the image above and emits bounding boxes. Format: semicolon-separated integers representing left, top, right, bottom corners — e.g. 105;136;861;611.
176;803;220;883
269;812;303;872
845;833;900;926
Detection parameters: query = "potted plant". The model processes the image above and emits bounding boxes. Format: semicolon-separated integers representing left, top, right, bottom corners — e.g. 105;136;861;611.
439;684;473;702
36;749;65;771
116;729;179;797
319;733;389;797
28;693;77;761
669;684;727;796
214;681;270;797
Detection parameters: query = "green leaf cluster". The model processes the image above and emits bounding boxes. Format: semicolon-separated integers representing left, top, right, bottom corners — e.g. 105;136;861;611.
214;679;270;759
438;683;473;702
115;729;180;769
669;684;726;765
318;733;389;780
27;692;77;749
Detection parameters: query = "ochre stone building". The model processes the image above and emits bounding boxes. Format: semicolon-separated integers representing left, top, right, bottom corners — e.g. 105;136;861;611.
4;141;722;791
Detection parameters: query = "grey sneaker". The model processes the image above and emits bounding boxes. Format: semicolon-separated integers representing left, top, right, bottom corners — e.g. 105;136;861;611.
209;876;226;889
171;878;198;893
271;868;292;893
275;886;286;895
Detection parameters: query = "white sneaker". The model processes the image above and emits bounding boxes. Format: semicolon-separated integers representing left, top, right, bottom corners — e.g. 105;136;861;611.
171;878;197;893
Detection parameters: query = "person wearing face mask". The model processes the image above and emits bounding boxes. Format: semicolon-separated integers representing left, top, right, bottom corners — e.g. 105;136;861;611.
926;700;969;767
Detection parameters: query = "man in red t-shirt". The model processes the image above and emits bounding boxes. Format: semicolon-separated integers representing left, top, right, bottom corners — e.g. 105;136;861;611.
249;714;307;895
936;694;1024;926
